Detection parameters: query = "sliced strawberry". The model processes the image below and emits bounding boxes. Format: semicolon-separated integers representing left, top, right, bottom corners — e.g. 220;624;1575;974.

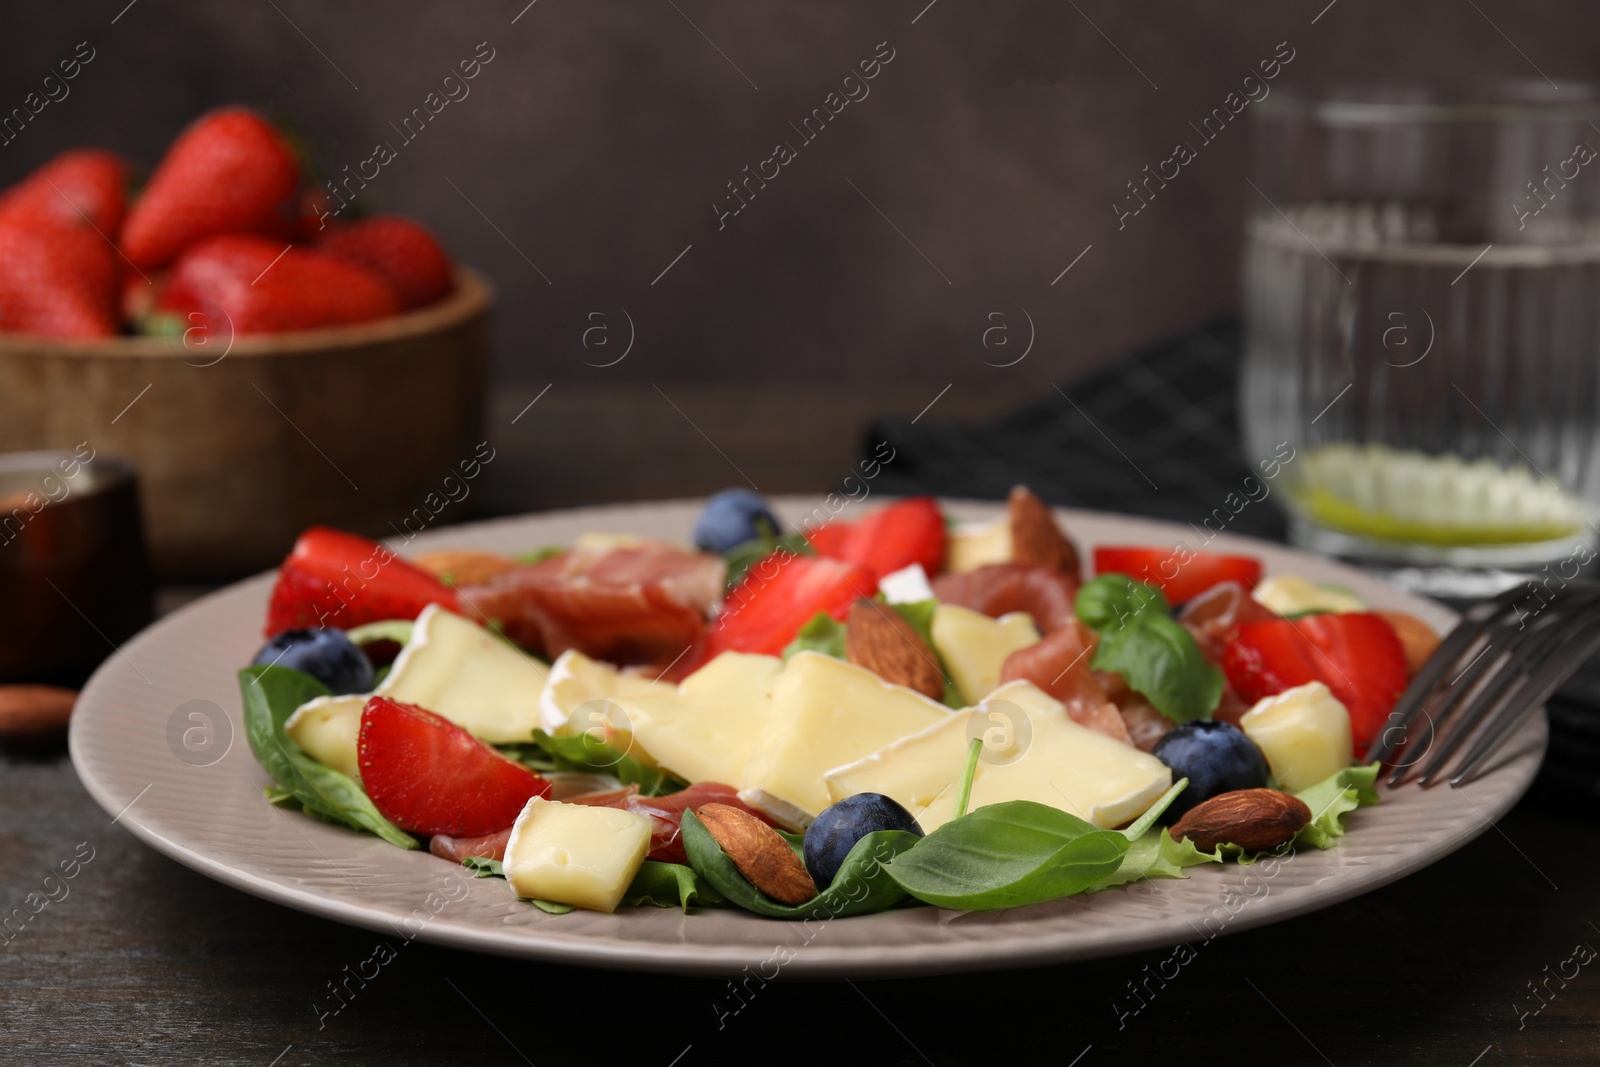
706;552;876;657
806;496;946;580
358;697;550;836
265;527;459;636
1094;546;1263;605
1222;613;1408;753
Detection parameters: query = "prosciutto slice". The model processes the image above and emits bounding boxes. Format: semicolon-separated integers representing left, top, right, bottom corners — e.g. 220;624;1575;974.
998;623;1133;745
459;541;725;677
931;563;1080;633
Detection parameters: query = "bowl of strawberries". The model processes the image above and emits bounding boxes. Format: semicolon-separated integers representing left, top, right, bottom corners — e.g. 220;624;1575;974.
0;107;492;577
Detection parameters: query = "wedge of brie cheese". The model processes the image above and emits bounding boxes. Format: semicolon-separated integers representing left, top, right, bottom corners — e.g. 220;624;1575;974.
740;651;953;822
930;605;1040;704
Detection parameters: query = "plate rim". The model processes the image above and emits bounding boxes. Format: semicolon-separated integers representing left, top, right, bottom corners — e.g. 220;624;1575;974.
69;497;1546;977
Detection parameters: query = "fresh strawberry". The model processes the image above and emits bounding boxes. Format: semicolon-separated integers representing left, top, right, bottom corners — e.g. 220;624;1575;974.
119;107;301;270
1094;546;1263;605
316;215;454;310
0;217;119;338
1222;613;1408;753
0;149;130;234
706;552;876;656
358;696;551;836
155;234;399;335
265;527;459;636
807;497;946;580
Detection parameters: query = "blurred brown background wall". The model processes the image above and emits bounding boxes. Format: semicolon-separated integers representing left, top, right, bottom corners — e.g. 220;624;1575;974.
5;0;1599;508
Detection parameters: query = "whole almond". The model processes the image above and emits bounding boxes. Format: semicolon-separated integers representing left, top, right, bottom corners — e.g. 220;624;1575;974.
412;550;523;587
0;685;78;744
1008;486;1080;575
1169;788;1312;852
845;598;946;701
1377;611;1441;677
697;803;817;905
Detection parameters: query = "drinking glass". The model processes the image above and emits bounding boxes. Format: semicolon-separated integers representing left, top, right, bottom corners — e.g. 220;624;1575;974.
1241;81;1600;597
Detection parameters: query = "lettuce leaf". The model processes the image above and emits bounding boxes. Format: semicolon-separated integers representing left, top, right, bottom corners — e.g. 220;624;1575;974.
782;611;847;661
1090;830;1223;891
1293;763;1382;850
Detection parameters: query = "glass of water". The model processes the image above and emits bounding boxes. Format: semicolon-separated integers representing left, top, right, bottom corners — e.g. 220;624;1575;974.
1242;81;1600;598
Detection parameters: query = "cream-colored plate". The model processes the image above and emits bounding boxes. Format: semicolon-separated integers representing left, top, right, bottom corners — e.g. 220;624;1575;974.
69;499;1544;977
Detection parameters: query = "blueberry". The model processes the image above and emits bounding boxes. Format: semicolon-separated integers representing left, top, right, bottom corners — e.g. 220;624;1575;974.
1151;720;1270;822
803;793;922;888
252;628;375;695
693;489;782;554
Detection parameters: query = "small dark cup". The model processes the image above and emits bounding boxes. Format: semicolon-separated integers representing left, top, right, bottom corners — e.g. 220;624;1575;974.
0;451;154;684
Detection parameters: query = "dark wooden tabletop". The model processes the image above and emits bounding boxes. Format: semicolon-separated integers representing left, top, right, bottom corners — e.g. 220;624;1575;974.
5;392;1599;1066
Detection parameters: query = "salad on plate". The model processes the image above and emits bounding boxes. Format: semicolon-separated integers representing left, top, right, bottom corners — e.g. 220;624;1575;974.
239;488;1439;919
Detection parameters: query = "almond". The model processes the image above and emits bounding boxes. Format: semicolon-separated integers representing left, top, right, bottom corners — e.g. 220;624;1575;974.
0;685;77;744
845;598;946;701
697;803;817;905
1008;486;1080;574
1378;611;1441;677
1168;788;1311;852
412;550;522;587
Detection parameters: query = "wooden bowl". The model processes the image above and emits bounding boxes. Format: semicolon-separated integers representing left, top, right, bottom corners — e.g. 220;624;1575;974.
0;268;491;578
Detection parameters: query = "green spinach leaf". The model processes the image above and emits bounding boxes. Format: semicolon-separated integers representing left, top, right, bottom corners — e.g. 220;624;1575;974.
462;857;504;878
682;811;919;919
530;898;575;914
529;729;686;797
516;546;566;564
238;666;417;850
622;860;725;910
885;801;1129;910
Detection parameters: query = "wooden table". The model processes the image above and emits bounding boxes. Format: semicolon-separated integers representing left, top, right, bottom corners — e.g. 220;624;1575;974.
5;388;1598;1065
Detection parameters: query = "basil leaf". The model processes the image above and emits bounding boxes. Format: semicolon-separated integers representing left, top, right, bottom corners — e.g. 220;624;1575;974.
1076;574;1169;631
724;531;813;590
529;729;686;797
1293;763;1381;849
1089;614;1223;723
238;666;417;850
463;856;504;878
681;811;919;919
782;611;847;661
885;801;1129;910
622;860;725;910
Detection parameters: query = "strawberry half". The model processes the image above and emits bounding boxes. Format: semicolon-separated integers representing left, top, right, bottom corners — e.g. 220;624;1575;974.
0;148;130;235
358;697;551;836
155;234;399;335
1222;613;1409;753
706;552;876;657
120;107;301;270
265;527;459;636
317;215;455;311
807;496;946;580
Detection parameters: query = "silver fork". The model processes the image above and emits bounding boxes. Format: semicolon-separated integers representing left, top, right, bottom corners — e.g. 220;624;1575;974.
1364;581;1600;787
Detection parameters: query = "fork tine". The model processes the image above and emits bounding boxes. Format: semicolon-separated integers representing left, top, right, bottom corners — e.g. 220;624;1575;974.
1408;606;1576;786
1363;584;1528;766
1381;599;1539;784
1450;610;1600;786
